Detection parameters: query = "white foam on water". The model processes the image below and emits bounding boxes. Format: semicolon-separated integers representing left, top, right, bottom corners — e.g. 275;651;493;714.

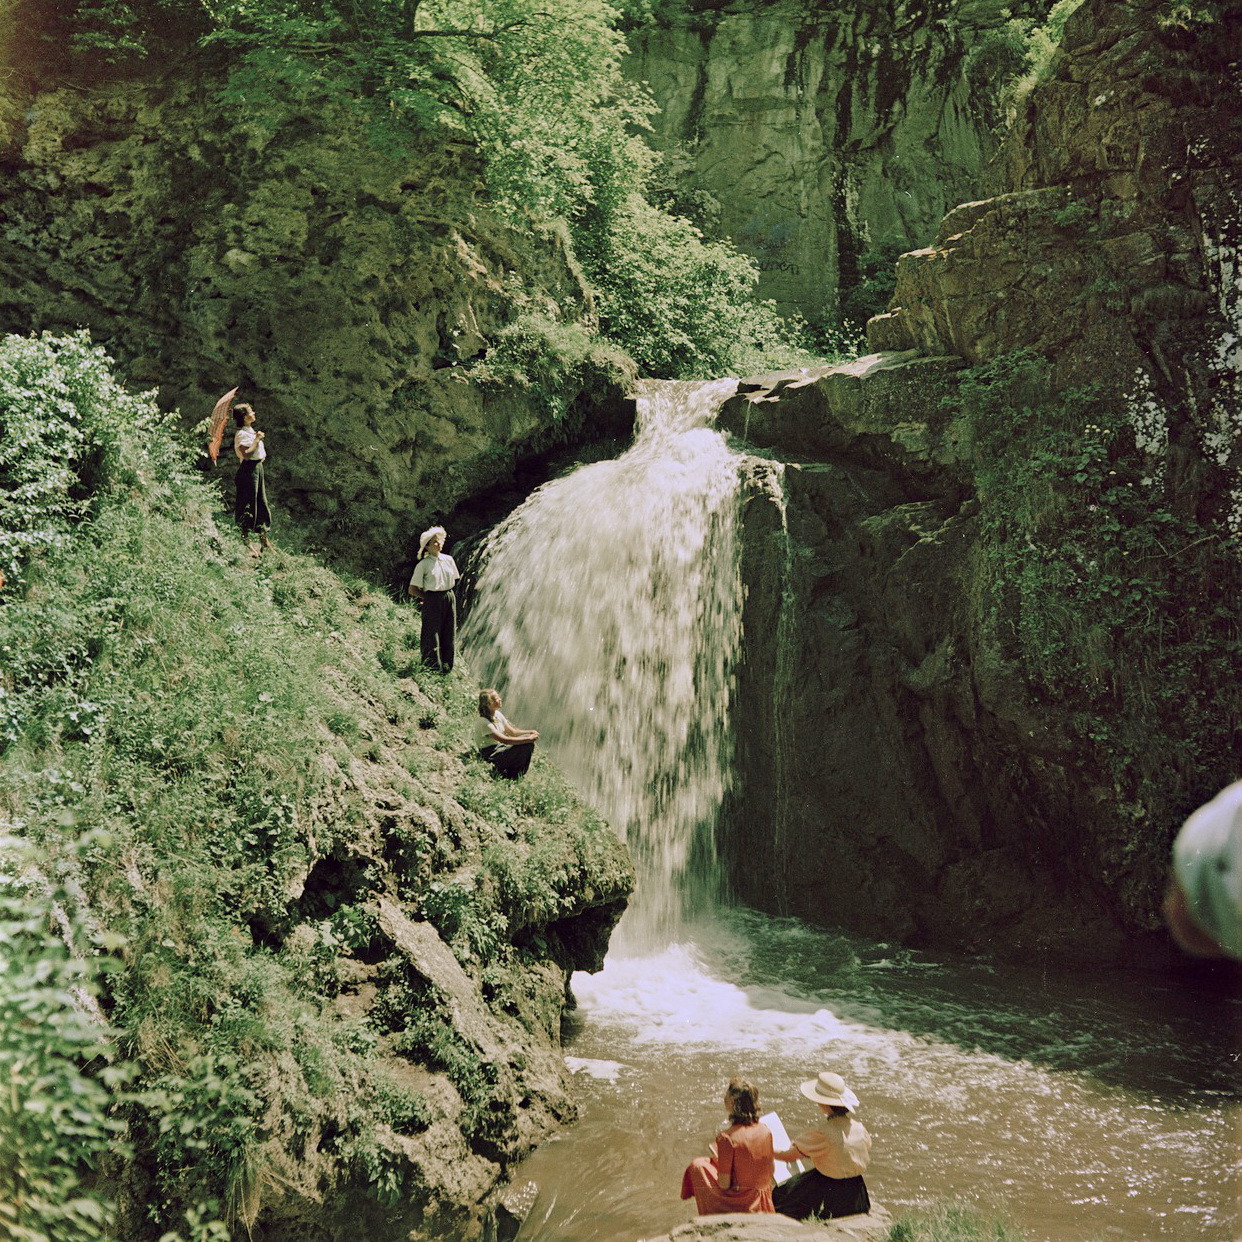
572;939;891;1052
564;1057;626;1081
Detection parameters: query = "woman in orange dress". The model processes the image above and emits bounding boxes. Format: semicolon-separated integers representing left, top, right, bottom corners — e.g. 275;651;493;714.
680;1077;776;1215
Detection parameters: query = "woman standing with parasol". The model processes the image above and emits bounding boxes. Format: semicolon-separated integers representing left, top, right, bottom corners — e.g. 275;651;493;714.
232;403;272;555
206;388;274;556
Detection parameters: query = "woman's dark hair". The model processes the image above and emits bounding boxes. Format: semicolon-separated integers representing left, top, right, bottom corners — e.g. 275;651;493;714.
478;689;501;718
828;1105;850;1118
725;1077;760;1126
232;407;248;427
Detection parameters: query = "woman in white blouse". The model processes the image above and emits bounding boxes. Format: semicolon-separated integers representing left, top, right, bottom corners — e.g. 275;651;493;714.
407;526;461;672
232;403;272;554
476;689;539;778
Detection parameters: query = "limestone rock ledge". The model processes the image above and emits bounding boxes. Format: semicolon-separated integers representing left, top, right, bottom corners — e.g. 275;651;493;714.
638;1209;892;1242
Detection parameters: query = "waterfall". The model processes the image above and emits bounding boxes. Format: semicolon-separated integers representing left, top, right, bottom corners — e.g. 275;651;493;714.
462;378;742;951
768;465;796;917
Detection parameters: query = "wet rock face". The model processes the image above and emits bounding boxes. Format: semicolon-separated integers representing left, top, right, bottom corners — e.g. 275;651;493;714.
716;0;1242;961
720;357;1117;959
875;0;1242;515
0;78;627;578
627;0;1033;322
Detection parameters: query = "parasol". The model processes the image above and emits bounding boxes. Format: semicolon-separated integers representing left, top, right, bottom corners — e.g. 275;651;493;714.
206;386;239;466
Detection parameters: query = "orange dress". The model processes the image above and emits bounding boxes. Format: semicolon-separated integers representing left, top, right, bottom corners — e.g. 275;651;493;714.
680;1122;776;1215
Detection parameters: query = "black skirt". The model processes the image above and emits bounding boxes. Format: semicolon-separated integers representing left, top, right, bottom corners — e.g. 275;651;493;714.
773;1170;869;1221
235;459;271;535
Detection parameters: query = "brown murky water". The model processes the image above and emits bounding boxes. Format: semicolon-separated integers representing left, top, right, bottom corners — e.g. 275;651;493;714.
512;909;1239;1242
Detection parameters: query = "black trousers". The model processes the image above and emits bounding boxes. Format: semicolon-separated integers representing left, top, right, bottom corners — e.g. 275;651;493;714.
420;589;456;671
234;459;271;536
773;1171;869;1221
480;741;534;779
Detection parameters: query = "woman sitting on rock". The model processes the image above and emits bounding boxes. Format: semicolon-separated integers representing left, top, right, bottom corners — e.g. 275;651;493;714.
772;1070;871;1221
476;688;539;779
680;1077;775;1216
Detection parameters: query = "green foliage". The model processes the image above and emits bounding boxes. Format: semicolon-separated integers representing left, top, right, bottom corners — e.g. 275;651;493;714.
1050;197;1095;231
0;835;129;1242
0;333;629;1228
0;330;185;591
839;237;911;329
588;196;817;378
136;1054;263;1218
483;809;621;933
949;350;1242;813
466;312;636;414
41;0;809;381
422;876;509;964
961;17;1033;108
887;1200;1026;1242
390;1009;508;1149
1156;1;1224;30
1007;0;1088;106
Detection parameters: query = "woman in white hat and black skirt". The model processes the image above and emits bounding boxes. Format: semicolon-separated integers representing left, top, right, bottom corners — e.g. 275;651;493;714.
771;1070;871;1220
407;526;461;672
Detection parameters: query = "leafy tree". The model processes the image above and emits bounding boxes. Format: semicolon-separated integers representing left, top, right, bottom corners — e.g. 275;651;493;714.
28;0;808;377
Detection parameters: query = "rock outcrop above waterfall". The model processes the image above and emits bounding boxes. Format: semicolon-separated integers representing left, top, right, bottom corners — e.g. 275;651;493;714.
626;0;1039;322
0;72;631;578
717;0;1242;961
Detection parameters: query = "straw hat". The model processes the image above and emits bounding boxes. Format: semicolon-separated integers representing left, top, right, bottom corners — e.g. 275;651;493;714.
800;1071;859;1111
419;526;447;558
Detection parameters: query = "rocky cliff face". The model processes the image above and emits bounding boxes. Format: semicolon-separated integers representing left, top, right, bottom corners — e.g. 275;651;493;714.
717;0;1242;961
627;0;1044;324
0;71;629;579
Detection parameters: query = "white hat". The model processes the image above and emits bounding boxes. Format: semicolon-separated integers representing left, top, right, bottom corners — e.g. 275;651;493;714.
799;1071;859;1112
419;526;446;558
1173;780;1242;960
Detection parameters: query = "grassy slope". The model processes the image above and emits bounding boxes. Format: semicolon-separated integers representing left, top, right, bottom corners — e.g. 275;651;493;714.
0;332;632;1238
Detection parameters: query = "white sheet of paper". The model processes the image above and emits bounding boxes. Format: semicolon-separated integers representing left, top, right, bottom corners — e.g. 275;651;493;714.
761;1111;804;1185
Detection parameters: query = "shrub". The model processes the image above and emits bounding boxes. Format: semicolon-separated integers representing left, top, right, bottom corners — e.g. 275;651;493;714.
466;312;637;414
1007;0;1088;109
0;330;186;590
0;834;130;1242
588;195;817;378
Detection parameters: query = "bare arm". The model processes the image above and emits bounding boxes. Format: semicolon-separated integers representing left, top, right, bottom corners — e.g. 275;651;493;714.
486;719;539;744
234;430;264;463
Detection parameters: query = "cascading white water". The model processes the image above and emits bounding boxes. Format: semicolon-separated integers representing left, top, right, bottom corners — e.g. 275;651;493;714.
462;378;742;950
